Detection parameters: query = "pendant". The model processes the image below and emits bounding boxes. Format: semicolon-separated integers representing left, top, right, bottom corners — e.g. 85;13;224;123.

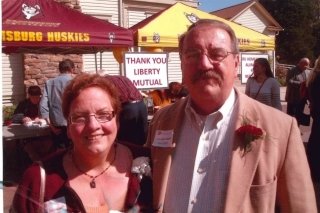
90;179;96;188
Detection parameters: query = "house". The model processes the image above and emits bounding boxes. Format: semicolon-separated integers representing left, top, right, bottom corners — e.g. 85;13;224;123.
210;0;283;39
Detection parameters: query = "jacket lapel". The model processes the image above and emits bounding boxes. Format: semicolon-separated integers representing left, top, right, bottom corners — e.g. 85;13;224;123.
151;99;187;212
224;92;265;212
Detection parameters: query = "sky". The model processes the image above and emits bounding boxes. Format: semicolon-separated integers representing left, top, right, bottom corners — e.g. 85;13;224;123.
199;0;248;12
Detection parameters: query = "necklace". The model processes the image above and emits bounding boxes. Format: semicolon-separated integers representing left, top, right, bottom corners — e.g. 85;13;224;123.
71;144;117;188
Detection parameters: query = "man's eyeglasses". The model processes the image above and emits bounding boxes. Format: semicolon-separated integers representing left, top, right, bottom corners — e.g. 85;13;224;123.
69;111;115;125
182;48;236;64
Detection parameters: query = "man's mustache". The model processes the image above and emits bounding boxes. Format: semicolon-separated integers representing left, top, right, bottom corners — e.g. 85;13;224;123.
192;70;222;84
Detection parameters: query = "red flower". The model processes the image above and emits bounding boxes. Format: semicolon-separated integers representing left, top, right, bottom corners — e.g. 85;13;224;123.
236;124;264;156
236;125;263;137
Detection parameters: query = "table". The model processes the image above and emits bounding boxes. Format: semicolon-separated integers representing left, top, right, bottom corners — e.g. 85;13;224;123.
3;124;51;141
2;124;52;184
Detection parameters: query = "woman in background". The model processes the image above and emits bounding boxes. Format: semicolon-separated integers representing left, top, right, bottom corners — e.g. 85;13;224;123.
245;58;282;110
306;55;320;184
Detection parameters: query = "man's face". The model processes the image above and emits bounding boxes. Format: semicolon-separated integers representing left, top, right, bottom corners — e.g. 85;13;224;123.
29;95;41;104
298;60;310;71
180;25;239;111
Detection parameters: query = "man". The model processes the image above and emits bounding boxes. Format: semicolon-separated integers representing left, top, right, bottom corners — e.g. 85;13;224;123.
12;85;42;124
40;59;74;149
11;86;54;164
285;57;311;125
106;75;148;146
146;19;316;212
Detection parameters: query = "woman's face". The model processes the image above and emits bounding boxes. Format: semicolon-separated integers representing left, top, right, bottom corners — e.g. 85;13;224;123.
253;61;264;77
67;87;117;155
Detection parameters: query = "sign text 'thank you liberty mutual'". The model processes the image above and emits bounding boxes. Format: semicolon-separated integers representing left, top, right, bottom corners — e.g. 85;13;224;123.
124;53;169;90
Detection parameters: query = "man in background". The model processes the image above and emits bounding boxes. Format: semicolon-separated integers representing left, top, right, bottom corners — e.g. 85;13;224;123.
285;57;311;125
106;75;148;146
12;85;42;124
40;59;74;149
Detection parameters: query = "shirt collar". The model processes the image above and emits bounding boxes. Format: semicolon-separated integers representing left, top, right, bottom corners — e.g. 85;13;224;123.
185;89;236;129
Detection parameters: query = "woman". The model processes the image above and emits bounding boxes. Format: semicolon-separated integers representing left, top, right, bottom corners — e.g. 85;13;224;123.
245;58;282;110
11;74;151;212
307;56;320;183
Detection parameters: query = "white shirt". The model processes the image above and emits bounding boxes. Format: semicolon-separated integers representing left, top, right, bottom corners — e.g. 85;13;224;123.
164;89;238;213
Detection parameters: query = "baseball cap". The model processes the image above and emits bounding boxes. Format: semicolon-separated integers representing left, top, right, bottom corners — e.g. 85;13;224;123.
28;86;42;96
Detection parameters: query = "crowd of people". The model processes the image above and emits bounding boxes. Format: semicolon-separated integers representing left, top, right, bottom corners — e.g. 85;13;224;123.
7;19;319;212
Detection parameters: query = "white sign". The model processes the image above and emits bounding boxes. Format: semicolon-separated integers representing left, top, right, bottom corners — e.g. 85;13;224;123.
240;53;269;84
124;53;168;90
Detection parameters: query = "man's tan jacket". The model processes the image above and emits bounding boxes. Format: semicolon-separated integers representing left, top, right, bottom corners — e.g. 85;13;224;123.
146;89;317;213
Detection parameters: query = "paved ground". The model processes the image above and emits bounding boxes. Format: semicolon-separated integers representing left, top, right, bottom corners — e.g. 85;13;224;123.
2;82;316;212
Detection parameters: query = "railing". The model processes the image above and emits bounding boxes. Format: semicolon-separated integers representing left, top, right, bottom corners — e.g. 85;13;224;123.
277;63;295;70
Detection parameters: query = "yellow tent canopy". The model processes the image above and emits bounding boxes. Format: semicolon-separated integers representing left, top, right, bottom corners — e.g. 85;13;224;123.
130;2;275;51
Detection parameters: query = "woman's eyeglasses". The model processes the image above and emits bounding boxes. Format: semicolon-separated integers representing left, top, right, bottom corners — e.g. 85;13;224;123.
69;111;115;125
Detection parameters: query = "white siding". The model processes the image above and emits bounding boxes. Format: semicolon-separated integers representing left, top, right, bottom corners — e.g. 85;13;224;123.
2;53;25;105
167;52;182;83
234;8;267;34
80;0;120;75
82;52;121;75
80;0;119;24
128;10;149;27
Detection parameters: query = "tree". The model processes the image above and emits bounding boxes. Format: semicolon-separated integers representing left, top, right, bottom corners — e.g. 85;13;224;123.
312;0;320;61
260;0;318;64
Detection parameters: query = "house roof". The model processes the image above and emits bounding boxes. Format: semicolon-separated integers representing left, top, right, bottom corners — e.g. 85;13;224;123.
210;0;283;32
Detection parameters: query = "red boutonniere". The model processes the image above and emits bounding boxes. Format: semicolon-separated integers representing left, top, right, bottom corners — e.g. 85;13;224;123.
236;118;264;156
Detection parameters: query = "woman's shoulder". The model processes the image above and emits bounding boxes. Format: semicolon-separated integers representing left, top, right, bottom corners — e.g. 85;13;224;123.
266;77;280;85
116;143;133;160
113;143;133;174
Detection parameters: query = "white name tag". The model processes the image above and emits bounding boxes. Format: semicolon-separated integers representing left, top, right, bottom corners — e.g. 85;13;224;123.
44;196;67;212
152;130;174;147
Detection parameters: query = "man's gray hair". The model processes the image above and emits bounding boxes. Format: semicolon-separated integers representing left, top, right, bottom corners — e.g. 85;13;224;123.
178;19;239;58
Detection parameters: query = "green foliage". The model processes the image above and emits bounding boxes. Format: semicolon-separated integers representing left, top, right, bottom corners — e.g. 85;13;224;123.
3;105;16;121
275;65;288;86
260;0;319;63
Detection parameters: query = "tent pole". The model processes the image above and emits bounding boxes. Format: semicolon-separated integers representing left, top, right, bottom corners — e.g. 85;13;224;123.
100;52;102;71
95;53;98;74
119;0;123;27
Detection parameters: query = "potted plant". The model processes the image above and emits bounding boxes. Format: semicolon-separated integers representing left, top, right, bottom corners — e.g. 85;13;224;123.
3;105;16;126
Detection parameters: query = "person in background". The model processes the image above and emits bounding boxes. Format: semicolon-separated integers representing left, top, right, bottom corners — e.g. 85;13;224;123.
40;59;74;149
10;85;53;172
245;58;282;110
285;57;311;125
307;55;320;184
146;19;316;212
12;85;42;124
105;75;148;146
148;89;171;110
168;82;188;103
12;73;152;212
